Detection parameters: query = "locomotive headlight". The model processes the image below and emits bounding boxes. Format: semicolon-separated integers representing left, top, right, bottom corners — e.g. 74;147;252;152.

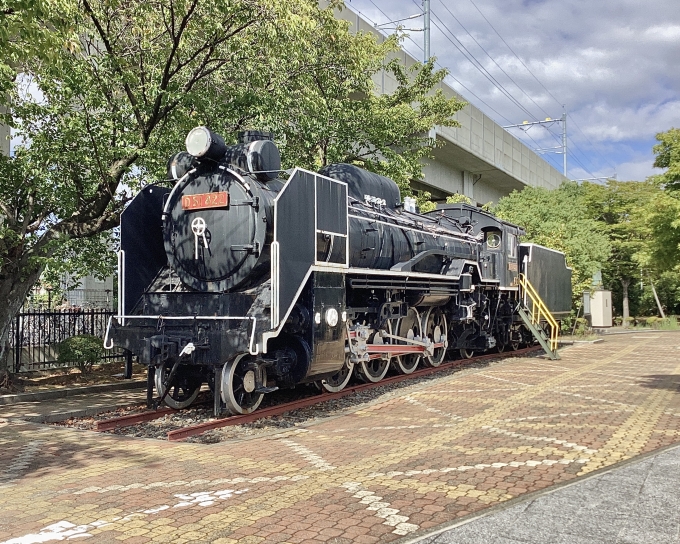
185;126;227;160
325;308;339;327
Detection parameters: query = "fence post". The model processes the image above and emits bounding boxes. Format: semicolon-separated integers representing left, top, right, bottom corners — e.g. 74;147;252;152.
124;350;133;379
14;313;21;373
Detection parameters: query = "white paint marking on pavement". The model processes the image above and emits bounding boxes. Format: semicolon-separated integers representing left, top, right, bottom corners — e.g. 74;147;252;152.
280;439;336;471
0;520;106;544
491;369;562;373
1;488;250;543
171;488;248;508
589;371;655;381
495;409;634;423
555;383;638;389
403;395;464;420
481;425;598;454
72;474;308;495
330;424;425;433
366;457;590;480
550;389;638;408
476;373;533;387
342;482;419;536
424;388;522;393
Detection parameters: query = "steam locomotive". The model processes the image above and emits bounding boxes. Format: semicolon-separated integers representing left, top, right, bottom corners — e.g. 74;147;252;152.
105;127;572;415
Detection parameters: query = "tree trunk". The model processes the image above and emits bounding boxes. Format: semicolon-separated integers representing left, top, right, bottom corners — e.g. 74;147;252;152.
0;266;44;386
621;278;630;328
650;281;666;319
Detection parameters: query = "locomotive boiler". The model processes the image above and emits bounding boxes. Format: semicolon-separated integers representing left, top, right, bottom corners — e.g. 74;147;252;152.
106;127;572;415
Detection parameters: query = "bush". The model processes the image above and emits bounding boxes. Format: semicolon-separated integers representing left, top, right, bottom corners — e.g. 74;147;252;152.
57;335;104;373
645;317;659;328
657;317;679;330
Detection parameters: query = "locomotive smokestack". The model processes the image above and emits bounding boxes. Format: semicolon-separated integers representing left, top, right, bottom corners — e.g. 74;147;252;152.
237;130;274;143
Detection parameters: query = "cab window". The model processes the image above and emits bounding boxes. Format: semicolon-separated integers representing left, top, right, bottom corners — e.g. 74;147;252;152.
507;233;517;258
486;231;502;250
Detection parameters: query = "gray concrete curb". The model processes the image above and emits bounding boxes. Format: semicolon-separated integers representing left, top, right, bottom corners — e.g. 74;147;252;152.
23;401;148;424
559;338;604;345
395;440;680;544
601;328;680;336
0;380;146;406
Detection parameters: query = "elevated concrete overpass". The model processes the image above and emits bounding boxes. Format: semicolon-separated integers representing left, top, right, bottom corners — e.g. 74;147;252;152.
333;4;568;205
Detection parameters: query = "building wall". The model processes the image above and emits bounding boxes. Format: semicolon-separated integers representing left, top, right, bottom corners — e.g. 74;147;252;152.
328;2;568;205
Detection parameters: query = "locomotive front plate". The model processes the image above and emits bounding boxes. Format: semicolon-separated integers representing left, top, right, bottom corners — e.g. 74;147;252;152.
181;191;229;210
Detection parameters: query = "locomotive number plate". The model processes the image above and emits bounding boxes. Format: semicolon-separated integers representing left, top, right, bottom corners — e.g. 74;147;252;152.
182;191;229;210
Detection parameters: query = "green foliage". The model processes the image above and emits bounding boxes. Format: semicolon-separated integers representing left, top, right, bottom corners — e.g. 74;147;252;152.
0;0;462;347
493;182;611;300
445;194;472;205
57;334;104;372
582;179;680;316
639;272;680;316
653;127;680;191
273;53;464;196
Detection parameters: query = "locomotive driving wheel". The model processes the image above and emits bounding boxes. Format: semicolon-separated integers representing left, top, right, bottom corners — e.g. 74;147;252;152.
509;326;521;351
355;325;392;383
154;360;201;410
393;308;422;374
423;307;448;367
320;353;355;393
221;355;266;415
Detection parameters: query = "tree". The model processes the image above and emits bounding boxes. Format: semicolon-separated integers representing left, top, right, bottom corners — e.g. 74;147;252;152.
493;182;611;302
582;181;650;324
582;179;680;322
653;127;680;191
0;0;462;383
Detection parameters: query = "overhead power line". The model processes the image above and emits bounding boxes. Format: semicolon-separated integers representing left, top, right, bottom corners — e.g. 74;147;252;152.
461;0;617;173
434;0;554;121
348;1;600;178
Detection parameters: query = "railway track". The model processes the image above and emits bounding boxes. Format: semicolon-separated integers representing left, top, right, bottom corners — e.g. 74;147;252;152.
94;346;542;441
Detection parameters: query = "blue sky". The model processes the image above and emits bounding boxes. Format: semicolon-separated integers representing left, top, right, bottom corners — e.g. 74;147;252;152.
346;0;680;182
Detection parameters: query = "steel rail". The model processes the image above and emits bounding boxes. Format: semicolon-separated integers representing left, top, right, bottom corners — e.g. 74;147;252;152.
166;346;542;441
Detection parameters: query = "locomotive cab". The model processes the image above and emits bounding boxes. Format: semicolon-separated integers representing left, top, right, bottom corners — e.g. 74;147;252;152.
429;203;523;287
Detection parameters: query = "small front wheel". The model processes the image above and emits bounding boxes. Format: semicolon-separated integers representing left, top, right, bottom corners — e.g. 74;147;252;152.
221;355;266;415
154;361;201;410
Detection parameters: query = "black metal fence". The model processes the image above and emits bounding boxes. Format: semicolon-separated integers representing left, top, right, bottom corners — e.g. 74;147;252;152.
6;309;121;373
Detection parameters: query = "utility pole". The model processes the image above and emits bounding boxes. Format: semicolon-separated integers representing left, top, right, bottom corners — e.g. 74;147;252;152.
503;113;568;177
423;0;430;62
561;107;567;177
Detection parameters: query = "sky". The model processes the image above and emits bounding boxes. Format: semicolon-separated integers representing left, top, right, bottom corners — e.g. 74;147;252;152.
346;0;680;182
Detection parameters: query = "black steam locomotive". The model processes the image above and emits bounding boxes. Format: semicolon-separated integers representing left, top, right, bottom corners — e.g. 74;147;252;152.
105;127;572;415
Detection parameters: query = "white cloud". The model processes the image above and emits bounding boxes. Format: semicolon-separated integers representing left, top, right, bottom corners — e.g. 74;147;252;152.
615;159;664;182
347;0;680;180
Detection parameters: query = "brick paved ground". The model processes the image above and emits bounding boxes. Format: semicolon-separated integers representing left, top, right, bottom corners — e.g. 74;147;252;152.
1;332;679;544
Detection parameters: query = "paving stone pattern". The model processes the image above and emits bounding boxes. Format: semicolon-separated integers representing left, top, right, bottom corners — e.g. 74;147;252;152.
0;333;679;543
417;441;680;543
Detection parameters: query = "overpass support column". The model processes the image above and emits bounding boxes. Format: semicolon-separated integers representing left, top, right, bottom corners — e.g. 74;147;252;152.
463;170;475;202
